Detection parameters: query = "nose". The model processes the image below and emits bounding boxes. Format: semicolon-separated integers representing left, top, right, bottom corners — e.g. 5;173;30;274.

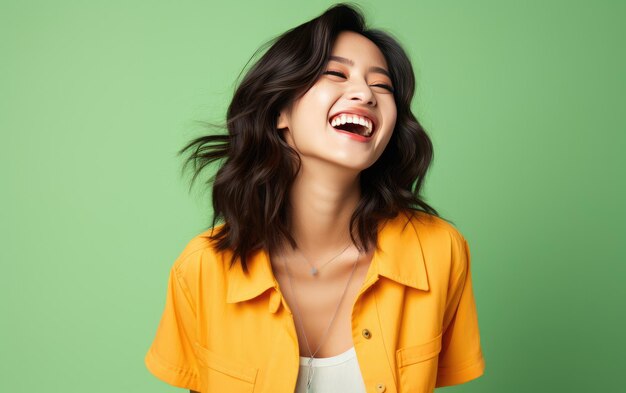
346;78;376;106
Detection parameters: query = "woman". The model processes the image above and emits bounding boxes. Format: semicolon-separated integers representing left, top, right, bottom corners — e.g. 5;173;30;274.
145;3;485;393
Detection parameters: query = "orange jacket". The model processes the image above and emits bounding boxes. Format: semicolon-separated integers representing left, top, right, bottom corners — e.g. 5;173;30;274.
145;210;485;392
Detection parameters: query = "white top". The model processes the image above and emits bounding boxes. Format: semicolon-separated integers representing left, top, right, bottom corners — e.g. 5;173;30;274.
295;347;367;393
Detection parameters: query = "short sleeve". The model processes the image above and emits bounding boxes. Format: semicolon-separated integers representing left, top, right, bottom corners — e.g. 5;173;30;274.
145;261;201;391
436;235;486;387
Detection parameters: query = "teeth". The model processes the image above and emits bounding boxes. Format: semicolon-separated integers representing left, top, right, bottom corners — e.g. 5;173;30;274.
330;113;373;136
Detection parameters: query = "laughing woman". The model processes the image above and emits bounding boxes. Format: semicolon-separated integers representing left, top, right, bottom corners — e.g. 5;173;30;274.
145;3;485;393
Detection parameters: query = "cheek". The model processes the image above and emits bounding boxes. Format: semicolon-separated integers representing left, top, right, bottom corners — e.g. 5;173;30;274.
305;83;337;109
383;107;397;137
315;87;335;106
292;95;335;135
389;110;397;130
388;99;398;124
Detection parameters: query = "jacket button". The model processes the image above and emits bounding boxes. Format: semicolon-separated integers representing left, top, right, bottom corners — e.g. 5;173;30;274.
362;329;372;339
376;383;386;392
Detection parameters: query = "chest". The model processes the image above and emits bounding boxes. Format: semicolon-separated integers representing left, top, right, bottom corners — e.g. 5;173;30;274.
196;277;447;393
194;253;451;393
272;257;371;357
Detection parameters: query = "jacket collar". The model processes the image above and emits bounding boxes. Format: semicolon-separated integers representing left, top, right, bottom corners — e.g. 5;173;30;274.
222;210;430;304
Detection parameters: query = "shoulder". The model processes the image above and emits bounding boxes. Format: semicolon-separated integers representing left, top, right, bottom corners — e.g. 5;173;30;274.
171;225;228;283
401;209;468;247
400;209;471;275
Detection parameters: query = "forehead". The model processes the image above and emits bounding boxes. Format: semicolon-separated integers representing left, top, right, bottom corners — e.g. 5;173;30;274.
330;31;388;70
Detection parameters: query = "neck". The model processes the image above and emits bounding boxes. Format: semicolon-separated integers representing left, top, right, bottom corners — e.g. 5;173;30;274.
287;159;361;256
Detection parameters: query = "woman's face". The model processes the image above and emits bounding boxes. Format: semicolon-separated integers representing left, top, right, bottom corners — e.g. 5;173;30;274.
277;31;397;172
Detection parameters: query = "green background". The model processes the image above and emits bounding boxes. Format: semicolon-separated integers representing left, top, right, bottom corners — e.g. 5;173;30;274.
2;0;624;392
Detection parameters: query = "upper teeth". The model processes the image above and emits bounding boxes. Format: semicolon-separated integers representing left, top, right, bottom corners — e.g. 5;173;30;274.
330;113;373;136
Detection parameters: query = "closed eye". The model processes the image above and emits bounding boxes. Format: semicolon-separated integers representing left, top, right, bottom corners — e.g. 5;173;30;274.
323;71;395;93
372;83;395;93
324;70;346;78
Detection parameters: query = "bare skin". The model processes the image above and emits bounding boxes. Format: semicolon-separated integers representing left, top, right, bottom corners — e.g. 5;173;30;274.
272;31;396;358
189;171;372;393
267;161;376;357
189;32;396;391
271;235;374;358
271;32;396;358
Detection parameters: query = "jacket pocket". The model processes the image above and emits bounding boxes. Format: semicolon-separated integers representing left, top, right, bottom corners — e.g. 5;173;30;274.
395;332;442;393
193;342;258;393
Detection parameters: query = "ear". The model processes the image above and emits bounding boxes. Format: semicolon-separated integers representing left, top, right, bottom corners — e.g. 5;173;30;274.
276;110;289;130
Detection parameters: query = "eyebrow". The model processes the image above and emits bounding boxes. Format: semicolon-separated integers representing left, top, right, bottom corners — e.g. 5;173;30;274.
328;55;391;79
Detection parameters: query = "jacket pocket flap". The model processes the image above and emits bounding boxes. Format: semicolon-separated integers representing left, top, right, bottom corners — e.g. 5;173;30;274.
396;332;443;367
193;342;258;384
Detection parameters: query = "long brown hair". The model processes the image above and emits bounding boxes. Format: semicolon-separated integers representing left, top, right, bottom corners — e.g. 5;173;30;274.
178;2;442;273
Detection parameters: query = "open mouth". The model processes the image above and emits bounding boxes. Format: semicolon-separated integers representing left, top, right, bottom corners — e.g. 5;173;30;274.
329;114;375;138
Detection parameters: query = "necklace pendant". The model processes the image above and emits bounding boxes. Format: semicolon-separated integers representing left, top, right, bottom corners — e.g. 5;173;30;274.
306;358;315;392
310;266;318;276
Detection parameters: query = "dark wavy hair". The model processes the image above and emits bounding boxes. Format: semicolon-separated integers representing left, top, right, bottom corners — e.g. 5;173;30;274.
178;2;443;273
